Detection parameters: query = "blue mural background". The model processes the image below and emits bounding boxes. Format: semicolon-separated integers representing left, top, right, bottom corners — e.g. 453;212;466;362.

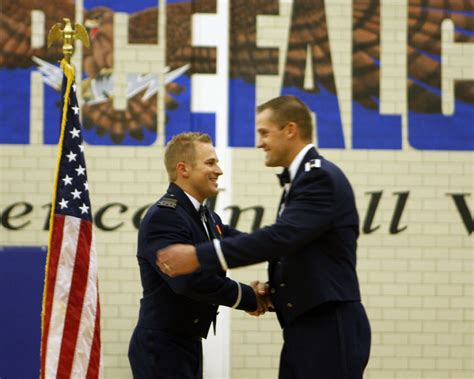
0;0;473;149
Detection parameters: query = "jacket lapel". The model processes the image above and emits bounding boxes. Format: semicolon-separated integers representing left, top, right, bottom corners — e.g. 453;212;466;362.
270;148;322;272
167;183;209;239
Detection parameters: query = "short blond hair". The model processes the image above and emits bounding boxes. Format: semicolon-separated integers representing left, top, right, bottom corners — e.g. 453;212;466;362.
164;132;212;181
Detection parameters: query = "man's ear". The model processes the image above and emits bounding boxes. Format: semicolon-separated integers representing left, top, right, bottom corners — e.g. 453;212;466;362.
286;122;298;139
176;162;189;178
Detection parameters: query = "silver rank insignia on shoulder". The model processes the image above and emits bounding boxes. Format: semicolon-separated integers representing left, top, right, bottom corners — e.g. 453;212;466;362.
157;197;178;209
304;158;321;172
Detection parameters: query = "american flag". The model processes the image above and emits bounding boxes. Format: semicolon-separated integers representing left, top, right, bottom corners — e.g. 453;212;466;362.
40;61;102;379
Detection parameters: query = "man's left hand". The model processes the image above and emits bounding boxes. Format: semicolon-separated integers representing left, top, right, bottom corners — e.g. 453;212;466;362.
156;244;200;277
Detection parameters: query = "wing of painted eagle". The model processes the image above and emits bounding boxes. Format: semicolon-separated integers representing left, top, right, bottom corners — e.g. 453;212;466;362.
227;0;474;113
2;0;473;143
0;0;74;67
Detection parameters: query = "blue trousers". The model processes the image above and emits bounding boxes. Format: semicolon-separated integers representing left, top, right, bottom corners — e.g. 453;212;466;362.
128;327;203;379
279;302;371;379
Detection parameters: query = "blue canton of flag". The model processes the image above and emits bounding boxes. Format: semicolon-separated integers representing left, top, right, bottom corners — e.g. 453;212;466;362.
55;78;92;221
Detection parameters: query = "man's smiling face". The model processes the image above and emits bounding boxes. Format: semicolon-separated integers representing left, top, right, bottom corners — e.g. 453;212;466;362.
186;142;223;203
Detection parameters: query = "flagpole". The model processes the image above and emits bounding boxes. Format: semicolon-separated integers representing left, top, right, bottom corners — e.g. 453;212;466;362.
40;19;97;379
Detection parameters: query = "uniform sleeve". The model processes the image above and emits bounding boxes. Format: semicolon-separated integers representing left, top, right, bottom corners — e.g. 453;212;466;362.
222;224;244;238
196;169;335;272
142;207;257;311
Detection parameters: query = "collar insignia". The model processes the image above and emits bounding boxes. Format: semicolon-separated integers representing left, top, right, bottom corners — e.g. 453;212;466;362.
304;159;321;172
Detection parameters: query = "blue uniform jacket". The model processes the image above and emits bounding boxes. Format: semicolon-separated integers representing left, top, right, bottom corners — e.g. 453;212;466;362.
196;148;361;328
135;183;257;338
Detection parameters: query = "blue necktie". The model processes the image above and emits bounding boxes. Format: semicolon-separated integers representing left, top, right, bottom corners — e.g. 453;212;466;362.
199;205;220;240
276;169;290;218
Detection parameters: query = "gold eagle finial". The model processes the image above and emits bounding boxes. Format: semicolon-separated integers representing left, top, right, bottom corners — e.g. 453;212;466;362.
47;18;90;62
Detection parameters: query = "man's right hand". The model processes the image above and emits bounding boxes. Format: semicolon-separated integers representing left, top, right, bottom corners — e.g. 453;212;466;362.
247;280;273;316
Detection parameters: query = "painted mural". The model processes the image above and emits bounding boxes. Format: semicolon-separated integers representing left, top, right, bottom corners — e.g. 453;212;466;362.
1;0;473;149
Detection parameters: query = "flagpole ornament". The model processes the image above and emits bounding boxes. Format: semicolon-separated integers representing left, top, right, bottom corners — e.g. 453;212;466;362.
47;18;90;62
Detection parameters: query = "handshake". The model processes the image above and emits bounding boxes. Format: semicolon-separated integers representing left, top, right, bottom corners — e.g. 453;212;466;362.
247;280;274;317
156;244;273;316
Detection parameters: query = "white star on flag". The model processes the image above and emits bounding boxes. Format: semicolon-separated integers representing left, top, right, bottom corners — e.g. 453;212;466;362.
72;106;80;115
62;174;73;186
75;165;86;176
59;198;69;209
78;144;84;152
79;203;90;214
71;189;82;199
66;151;77;162
70;128;80;138
84;181;89;191
72;83;77;92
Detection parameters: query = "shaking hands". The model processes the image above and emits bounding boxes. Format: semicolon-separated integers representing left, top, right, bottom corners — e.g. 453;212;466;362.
156;246;273;317
247;280;273;317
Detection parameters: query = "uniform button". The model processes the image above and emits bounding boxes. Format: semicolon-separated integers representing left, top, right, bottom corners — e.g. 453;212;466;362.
280;283;286;287
287;303;293;308
270;288;276;294
193;318;200;324
277;261;282;265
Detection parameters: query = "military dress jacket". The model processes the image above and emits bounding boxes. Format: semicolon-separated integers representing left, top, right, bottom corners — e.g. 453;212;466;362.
135;183;257;338
196;147;362;328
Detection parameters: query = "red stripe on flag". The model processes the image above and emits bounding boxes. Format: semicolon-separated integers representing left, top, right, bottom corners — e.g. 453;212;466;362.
86;294;102;379
56;220;93;378
40;215;65;379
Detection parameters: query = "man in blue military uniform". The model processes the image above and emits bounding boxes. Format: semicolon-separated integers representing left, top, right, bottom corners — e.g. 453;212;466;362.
128;132;267;378
157;96;371;378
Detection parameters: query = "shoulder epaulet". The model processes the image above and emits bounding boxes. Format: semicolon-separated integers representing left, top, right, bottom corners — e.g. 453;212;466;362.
157;194;178;209
304;158;322;172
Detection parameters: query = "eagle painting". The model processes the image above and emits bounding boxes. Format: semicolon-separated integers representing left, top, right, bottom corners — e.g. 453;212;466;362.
1;0;473;145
